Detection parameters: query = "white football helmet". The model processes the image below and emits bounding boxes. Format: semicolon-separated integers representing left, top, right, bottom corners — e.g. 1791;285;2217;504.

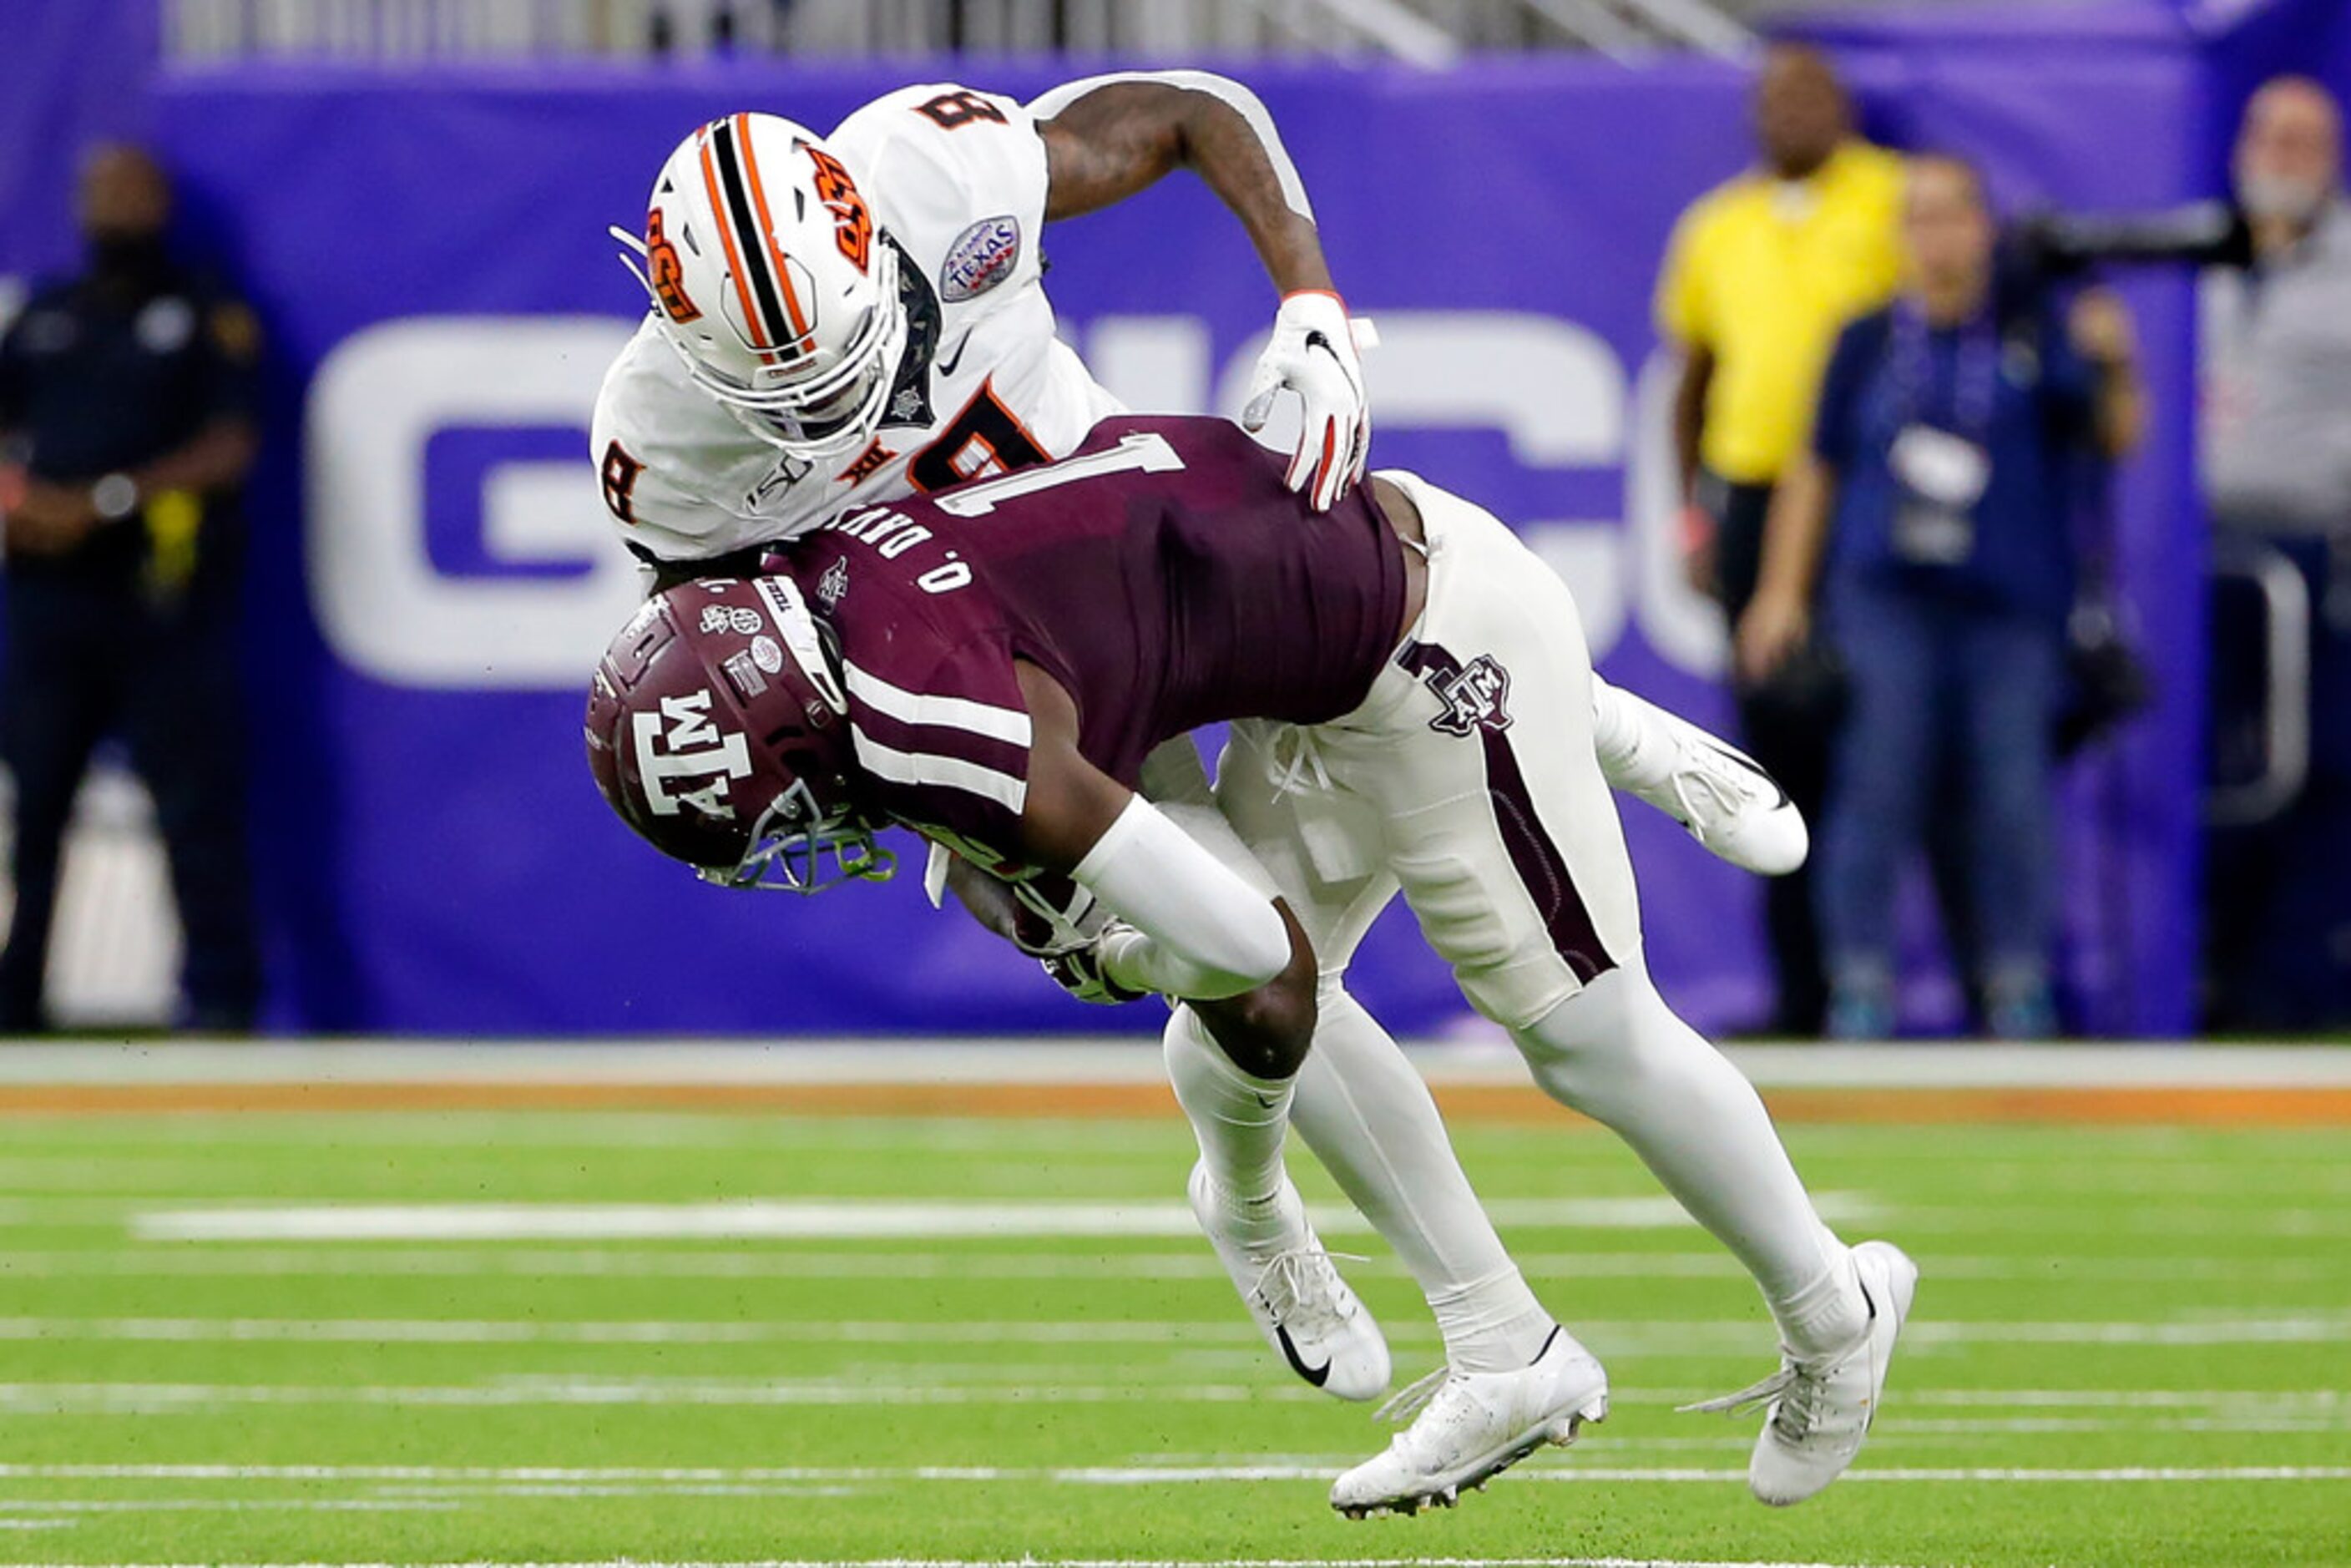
614;112;907;464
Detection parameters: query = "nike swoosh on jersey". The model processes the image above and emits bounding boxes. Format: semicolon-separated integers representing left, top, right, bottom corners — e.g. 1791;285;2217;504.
1275;1322;1332;1388
936;329;976;380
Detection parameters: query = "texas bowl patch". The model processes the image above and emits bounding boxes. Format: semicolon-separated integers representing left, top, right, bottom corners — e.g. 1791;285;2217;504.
940;215;1021;303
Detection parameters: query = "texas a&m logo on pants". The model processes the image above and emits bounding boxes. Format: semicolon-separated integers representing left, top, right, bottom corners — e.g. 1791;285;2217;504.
1419;650;1514;737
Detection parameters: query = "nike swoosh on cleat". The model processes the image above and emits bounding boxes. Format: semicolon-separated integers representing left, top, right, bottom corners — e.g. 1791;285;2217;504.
1276;1323;1332;1387
1860;1277;1878;1321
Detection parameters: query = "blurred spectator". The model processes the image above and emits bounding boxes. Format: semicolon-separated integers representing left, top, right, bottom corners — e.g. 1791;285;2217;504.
0;144;262;1033
1656;43;1907;1034
1737;155;2146;1039
2202;76;2351;1029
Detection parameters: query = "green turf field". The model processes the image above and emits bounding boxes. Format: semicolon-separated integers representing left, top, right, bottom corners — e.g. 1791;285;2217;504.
0;1105;2345;1566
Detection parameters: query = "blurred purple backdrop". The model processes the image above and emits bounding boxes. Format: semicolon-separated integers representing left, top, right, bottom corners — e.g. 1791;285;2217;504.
3;0;2344;1035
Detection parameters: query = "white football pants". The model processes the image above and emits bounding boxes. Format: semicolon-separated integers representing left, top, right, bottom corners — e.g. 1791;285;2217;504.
1164;469;1862;1363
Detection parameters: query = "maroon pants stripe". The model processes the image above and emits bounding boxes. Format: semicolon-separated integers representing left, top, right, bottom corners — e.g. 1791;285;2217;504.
1398;640;1618;986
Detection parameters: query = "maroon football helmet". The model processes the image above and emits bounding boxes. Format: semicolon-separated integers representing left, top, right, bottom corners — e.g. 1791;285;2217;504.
584;575;892;893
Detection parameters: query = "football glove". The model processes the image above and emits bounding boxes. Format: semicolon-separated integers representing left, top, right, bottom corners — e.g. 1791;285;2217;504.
1241;290;1373;512
1009;874;1109;958
1040;927;1151;1006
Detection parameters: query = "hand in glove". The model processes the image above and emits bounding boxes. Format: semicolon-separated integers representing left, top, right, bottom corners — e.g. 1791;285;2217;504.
1241;290;1371;511
1009;874;1108;958
1039;922;1151;1005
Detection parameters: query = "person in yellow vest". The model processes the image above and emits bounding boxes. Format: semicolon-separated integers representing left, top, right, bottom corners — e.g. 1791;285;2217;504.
1655;44;1904;1034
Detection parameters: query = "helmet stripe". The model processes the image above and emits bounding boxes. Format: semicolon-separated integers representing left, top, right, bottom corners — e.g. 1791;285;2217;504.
702;117;798;357
695;128;771;352
733;114;815;345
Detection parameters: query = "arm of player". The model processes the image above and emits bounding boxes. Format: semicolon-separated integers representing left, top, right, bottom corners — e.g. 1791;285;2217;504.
1074;797;1292;999
1013;664;1290;1001
1031;72;1368;510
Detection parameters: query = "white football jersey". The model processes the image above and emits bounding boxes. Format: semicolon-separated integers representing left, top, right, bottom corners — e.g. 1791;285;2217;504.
591;83;1124;564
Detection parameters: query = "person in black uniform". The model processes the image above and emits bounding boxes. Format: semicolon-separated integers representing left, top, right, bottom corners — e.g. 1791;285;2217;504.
0;144;262;1032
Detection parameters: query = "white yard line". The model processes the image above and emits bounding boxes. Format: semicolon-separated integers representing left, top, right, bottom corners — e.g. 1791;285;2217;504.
0;1247;1263;1281
0;1313;2341;1349
0;1559;1934;1568
1;1463;2345;1486
1894;1388;2343;1408
0;1501;452;1514
80;1190;2351;1247
3;1247;2343;1285
124;1194;1873;1242
0;1318;1287;1345
0;1464;1327;1481
1904;1314;2351;1346
1869;1204;2351;1237
1875;1416;2348;1434
0;1381;1324;1411
2;1039;2348;1088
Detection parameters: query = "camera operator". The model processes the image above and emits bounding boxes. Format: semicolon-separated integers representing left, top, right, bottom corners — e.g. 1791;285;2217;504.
2201;77;2351;1029
1735;154;2146;1039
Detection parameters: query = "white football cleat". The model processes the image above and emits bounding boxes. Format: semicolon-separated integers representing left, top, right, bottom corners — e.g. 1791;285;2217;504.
1616;706;1808;878
1330;1327;1609;1519
1681;1240;1919;1506
1188;1161;1390;1403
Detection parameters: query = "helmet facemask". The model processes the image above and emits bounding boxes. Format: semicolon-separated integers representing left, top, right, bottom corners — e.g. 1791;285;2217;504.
691;240;906;463
699;776;896;894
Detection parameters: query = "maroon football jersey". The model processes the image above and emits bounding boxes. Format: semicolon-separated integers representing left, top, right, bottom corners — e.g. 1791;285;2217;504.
782;415;1408;873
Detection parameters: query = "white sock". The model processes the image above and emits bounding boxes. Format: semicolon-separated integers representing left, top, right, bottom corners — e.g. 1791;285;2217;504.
1427;1267;1563;1373
1164;1005;1295;1248
1775;1241;1868;1362
1513;964;1863;1351
1290;986;1555;1372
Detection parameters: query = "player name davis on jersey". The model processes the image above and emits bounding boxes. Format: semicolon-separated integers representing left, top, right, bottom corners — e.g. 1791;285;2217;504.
821;503;972;594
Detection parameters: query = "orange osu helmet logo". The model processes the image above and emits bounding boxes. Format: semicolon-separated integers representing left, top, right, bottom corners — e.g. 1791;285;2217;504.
645;207;701;324
803;145;872;274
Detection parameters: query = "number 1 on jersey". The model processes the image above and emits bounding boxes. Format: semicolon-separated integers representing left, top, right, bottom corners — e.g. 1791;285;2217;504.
932;432;1186;518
